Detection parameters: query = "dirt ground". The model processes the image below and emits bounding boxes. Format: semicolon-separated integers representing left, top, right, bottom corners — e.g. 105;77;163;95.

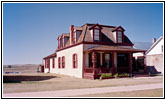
73;88;163;97
3;73;163;94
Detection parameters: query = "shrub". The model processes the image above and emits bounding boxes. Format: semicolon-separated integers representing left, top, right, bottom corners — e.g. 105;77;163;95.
113;73;118;78
101;73;113;78
118;73;129;77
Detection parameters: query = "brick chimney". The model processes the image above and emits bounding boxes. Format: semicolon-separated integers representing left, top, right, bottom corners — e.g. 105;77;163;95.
152;38;156;43
70;25;74;45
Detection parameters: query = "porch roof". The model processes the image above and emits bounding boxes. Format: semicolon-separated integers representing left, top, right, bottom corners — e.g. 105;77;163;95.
86;45;146;53
43;53;56;59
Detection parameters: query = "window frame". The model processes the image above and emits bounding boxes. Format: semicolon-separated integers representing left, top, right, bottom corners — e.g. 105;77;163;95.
73;54;78;68
62;56;65;68
58;57;61;68
115;27;124;44
89;24;102;42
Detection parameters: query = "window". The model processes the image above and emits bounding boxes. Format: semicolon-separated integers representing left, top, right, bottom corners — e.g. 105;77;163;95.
73;54;77;68
62;56;65;68
52;58;55;68
77;30;82;40
89;24;102;42
103;53;112;68
117;31;122;43
94;29;100;41
58;57;61;68
73;31;76;43
45;59;50;68
73;30;82;44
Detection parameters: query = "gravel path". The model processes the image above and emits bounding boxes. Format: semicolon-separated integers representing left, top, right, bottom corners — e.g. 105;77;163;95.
3;83;163;97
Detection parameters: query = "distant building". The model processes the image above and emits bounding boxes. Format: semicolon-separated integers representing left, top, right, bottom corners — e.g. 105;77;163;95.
43;23;145;79
133;42;152;73
146;36;163;74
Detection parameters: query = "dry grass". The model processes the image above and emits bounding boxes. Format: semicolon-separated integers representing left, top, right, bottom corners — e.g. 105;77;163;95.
3;73;163;94
74;88;163;97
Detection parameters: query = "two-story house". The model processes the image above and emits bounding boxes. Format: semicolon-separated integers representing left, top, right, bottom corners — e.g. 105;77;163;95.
43;23;146;79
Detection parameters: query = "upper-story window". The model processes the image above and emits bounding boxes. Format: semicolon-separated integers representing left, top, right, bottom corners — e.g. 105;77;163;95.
94;29;100;41
113;26;125;44
73;30;82;44
89;24;102;42
117;31;122;43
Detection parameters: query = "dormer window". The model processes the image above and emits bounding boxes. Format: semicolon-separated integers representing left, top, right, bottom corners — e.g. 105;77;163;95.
112;26;125;44
117;31;122;43
94;29;100;41
73;30;82;44
89;24;102;42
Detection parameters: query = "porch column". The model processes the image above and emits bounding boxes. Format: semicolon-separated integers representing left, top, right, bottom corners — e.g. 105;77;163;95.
143;52;147;73
92;51;97;75
128;52;132;74
112;52;116;74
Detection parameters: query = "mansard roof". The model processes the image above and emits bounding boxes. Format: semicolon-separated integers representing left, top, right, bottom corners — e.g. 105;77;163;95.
57;23;133;50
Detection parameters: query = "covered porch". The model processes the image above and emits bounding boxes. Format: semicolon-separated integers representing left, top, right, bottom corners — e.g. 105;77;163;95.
83;45;146;79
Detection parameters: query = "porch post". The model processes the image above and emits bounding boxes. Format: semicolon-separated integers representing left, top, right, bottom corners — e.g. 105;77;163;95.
128;52;132;74
112;52;116;74
92;51;96;75
143;52;146;73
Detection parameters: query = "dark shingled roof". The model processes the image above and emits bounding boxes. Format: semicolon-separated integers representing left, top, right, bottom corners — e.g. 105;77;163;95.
56;23;134;50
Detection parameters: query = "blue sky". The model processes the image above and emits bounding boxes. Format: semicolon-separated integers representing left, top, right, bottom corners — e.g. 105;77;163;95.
3;3;163;65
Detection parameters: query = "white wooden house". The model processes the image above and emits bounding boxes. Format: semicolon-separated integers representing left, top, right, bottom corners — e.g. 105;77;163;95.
43;23;145;79
146;36;163;74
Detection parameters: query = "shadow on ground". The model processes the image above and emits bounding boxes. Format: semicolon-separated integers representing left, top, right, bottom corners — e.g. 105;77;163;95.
3;75;57;83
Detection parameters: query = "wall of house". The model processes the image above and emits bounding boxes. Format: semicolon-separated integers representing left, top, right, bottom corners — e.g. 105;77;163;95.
52;44;83;78
147;38;163;55
146;54;163;74
43;59;49;73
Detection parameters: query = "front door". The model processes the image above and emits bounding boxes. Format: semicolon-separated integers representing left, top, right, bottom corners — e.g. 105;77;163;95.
117;53;129;73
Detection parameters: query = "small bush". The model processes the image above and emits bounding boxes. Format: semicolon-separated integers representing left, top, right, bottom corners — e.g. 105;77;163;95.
113;73;118;78
101;73;113;78
118;73;129;77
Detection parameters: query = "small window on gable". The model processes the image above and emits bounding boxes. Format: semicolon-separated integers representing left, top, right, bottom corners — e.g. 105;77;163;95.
94;29;100;41
89;24;102;42
117;31;122;43
73;30;82;44
76;30;82;41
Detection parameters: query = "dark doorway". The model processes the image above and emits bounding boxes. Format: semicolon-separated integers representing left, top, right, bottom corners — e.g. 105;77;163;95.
117;53;129;73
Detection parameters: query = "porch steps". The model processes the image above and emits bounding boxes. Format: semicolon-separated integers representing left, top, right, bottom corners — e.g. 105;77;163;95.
83;73;101;79
83;73;94;79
